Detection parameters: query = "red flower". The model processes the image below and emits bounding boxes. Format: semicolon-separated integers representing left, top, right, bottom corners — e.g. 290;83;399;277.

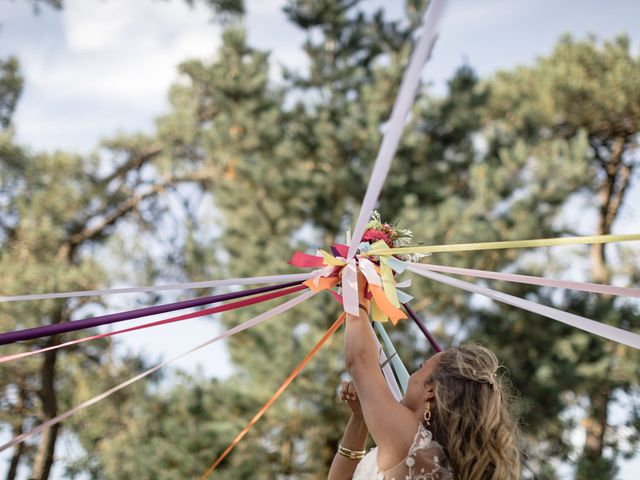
362;229;394;247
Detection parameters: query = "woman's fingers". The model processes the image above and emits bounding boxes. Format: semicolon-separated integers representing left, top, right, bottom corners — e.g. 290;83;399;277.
338;380;358;402
347;382;355;397
346;381;357;401
339;380;349;401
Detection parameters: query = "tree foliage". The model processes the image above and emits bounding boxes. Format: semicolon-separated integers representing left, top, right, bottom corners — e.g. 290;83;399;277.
1;3;639;479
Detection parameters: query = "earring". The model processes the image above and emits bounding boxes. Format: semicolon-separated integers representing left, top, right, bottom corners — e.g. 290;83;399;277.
423;400;431;427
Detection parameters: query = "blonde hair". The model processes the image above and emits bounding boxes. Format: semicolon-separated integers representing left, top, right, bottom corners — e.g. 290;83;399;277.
429;344;521;479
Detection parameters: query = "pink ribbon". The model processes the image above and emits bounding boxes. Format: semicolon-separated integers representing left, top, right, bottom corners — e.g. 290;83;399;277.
408;266;640;350
410;263;640;298
0;285;307;365
0;273;313;303
0;290;317;453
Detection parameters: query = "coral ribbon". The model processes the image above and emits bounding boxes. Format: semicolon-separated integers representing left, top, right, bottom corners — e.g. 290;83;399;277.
200;313;346;478
288;252;325;268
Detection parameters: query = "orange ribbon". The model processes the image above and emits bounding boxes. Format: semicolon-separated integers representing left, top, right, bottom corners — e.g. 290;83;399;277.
303;275;340;292
369;284;407;325
200;313;346;478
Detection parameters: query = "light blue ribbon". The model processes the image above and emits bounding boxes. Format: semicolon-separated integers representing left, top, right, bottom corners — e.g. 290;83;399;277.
374;320;410;394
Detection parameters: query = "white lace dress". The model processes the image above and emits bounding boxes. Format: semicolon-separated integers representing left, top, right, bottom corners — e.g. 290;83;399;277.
352;424;454;480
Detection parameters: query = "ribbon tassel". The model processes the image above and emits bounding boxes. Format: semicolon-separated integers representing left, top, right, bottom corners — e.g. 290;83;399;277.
341;259;360;316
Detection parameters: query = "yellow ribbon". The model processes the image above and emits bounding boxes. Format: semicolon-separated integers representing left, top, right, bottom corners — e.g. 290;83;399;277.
366;233;640;256
319;250;346;266
380;258;400;308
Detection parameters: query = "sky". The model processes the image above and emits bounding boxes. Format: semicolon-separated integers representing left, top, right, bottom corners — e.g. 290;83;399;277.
1;0;640;478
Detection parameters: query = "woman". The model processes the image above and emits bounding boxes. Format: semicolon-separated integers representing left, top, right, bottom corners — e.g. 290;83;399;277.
328;273;521;479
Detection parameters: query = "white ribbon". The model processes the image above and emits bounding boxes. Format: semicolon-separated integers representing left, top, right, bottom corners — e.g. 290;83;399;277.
346;0;448;258
359;257;382;287
341;259;360;316
408;266;640;350
0;273;314;303
0;289;318;453
409;262;640;298
310;265;335;287
371;323;403;401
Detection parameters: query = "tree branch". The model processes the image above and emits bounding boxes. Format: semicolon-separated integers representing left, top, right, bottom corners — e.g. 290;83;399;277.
56;169;215;260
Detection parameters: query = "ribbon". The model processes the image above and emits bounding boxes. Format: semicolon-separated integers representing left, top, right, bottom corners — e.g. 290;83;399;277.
332;244;349;258
288;252;325;268
0;285;307;365
380;258;400;308
358;258;382;287
410;263;640;298
0;289;318;453
320;250;347;267
396;289;414;304
402;303;443;353
0;281;303;346
369;285;407;325
368;233;640;257
304;274;340;293
374;327;403;401
374;321;410;393
200;313;346;478
386;256;409;273
408;266;640;350
0;273;313;303
346;0;448;258
341;259;360;316
323;282;402;400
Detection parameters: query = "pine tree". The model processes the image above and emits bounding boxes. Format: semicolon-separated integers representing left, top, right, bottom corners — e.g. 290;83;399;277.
485;34;640;478
0;57;194;479
6;3;639;479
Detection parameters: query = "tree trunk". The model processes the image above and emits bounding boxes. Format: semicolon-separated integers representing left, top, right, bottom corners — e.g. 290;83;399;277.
30;340;60;480
6;430;24;480
580;136;630;477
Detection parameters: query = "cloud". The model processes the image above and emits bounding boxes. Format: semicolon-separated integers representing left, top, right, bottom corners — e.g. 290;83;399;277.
10;0;221;151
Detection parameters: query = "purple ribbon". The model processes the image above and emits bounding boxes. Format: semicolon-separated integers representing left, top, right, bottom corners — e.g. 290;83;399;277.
402;303;443;353
0;281;302;346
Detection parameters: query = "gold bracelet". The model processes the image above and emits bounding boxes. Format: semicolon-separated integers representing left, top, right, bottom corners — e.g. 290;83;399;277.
338;444;366;460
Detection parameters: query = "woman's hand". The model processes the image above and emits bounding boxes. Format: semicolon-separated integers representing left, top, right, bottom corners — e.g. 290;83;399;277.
339;380;363;418
356;269;370;313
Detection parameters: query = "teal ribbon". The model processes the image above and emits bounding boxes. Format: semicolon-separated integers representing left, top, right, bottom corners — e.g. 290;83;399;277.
374;320;410;394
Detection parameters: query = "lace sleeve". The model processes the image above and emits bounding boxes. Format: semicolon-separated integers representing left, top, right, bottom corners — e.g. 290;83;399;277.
382;424;454;480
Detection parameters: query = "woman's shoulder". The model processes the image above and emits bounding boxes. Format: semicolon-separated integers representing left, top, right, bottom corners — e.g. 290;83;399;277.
383;424;454;480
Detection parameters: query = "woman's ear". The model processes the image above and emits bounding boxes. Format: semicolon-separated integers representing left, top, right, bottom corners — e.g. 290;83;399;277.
424;383;436;402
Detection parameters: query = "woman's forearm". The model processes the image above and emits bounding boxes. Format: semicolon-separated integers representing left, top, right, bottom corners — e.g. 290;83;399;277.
341;413;369;450
328;414;369;480
344;308;379;375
